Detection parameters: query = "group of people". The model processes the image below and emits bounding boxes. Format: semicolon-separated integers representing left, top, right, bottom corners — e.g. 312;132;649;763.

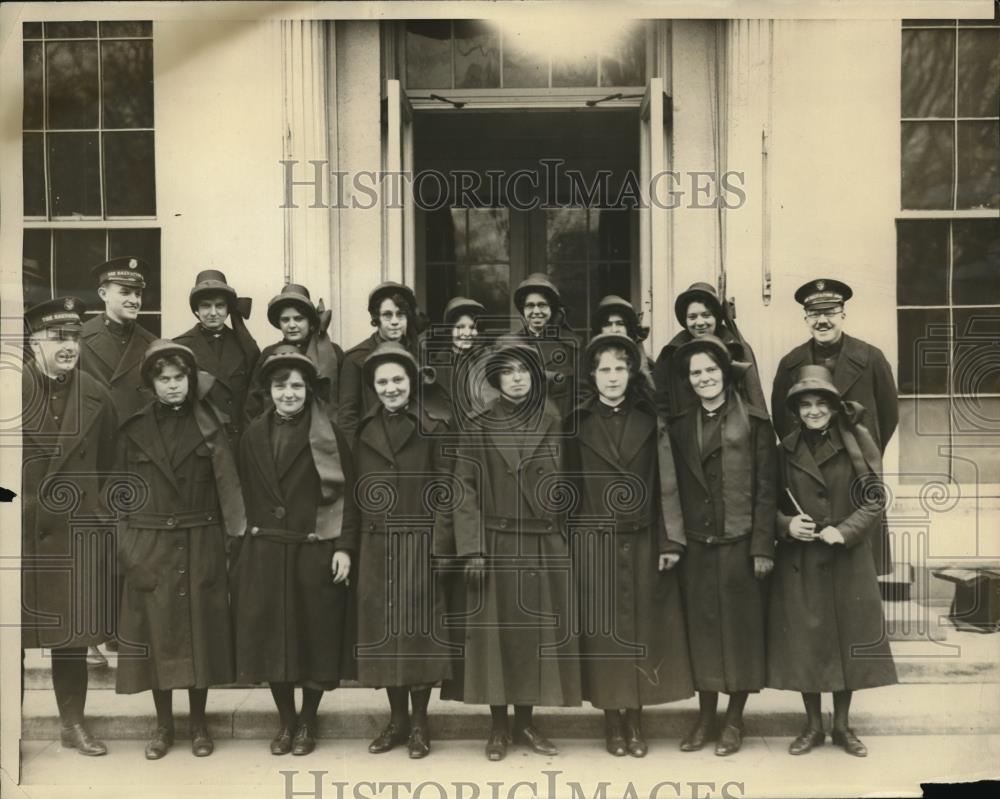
21;257;900;765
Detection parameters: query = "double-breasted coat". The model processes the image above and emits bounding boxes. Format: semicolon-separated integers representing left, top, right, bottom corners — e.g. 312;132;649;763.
767;416;898;692
518;322;583;418
231;402;359;688
21;364;117;650
80;314;156;420
566;394;694;709
174;324;259;446
440;396;581;707
115;391;245;693
669;398;777;693
652;328;767;418
353;402;456;687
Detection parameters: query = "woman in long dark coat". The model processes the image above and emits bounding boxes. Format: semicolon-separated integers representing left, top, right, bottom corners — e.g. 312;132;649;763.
116;340;245;760
441;334;581;761
231;346;358;756
668;335;777;757
769;365;897;758
568;333;694;757
653;282;767;418
355;342;455;759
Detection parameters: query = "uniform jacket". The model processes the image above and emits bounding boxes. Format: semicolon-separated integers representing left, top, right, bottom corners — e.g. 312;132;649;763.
21;363;117;649
80;314;156;419
771;333;898;452
174;324;260;445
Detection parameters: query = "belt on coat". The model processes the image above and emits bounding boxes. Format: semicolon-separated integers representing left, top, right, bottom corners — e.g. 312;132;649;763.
684;529;750;546
125;509;219;530
484;515;561;534
569;510;651;533
246;525;330;544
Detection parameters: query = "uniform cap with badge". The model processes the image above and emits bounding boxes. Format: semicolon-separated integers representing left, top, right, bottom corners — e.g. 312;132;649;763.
794;278;853;310
25;296;87;333
91;256;148;289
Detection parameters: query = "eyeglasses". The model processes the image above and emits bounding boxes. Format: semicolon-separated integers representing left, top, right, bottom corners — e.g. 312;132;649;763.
805;308;844;321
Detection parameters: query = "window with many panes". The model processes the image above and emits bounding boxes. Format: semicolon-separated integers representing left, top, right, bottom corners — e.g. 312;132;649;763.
22;21;160;331
897;8;1000;488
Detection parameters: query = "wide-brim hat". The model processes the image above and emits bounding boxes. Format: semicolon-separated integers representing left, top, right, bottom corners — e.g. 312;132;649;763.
785;365;842;411
443;296;486;326
91;256;148;289
368;281;418;316
794;278;853;309
25;296;86;333
674;282;723;327
267;284;319;329
484;333;544;389
585;332;641;374
513;273;562;313
257;345;318;387
140;340;198;386
189;269;238;311
672;333;750;383
362;341;420;388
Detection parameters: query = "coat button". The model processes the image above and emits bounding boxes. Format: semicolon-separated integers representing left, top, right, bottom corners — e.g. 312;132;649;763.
178;588;187;597
274;506;286;520
706;536;716;544
500;519;508;528
178;566;186;574
166;516;176;527
307;533;318;542
703;520;710;527
250;526;260;536
206;514;214;522
546;523;552;531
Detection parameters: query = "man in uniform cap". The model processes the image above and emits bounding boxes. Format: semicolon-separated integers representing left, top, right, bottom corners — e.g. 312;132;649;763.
173;270;260;448
80;256;157;420
771;279;898;577
22;297;118;755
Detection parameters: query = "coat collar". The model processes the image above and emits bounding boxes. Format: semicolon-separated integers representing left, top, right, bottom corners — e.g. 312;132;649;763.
81;315;155;384
672;403;708;491
123;403;183;494
784;333;870;394
175;324;238;388
575;395;656;472
781;427;827;487
23;366;106;473
244;410;284;502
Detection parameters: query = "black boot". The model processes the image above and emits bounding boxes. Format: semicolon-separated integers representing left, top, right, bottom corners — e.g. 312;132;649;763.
604;710;626;757
189;688;213;757
145;690;175;760
52;648;106;757
680;691;717;752
623;708;647;757
369;687;410;754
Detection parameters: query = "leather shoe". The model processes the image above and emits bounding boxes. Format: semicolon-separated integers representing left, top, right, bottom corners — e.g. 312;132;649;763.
144;725;175;760
292;722;316;756
832;727;868;757
485;729;509;761
623;712;647;758
679;719;715;752
513;725;559;756
86;647;108;668
60;723;107;757
368;721;410;754
190;723;214;757
604;715;627;757
270;725;294;756
714;722;743;756
408;725;430;759
788;727;825;755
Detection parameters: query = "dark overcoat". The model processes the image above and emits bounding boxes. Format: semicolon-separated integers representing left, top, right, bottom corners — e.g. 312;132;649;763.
669;399;777;693
567;395;694;709
424;344;498;429
80;314;156;419
652;328;767;418
338;332;387;440
771;333;898;452
517;322;583;417
115;395;243;693
353;402;456;687
231;403;359;688
767;419;898;692
440;397;581;707
21;364;117;649
174;324;259;446
245;338;345;425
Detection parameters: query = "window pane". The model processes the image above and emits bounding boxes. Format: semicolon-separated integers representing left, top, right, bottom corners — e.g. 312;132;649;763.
424;262;458;326
897;308;950;394
502;31;548;88
546;208;591;261
406;21;452;89
44;22;97;38
466;208;509;262
898;398;952;485
103;131;156;216
469;263;510;324
901;121;954;209
454;20;499;89
425;207;460;263
953;308;1000;394
23;229;52;309
23;22;43;39
956;121;999;210
53;229;106;306
952;398;1000;485
46;41;99;129
23;133;47;217
552;53;598;88
48;132;102;217
902;20;956;27
593;209;631;260
896;219;949;305
101;40;154;128
100;21;152;37
547;261;589;331
901;29;955;118
23;42;43;129
109;228;161;312
953;219;1000;305
957;29;1000;117
600;23;646;86
591;262;632;316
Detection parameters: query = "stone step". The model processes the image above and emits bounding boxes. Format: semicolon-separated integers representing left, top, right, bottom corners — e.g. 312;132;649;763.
25;626;999;690
20;683;1000;741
